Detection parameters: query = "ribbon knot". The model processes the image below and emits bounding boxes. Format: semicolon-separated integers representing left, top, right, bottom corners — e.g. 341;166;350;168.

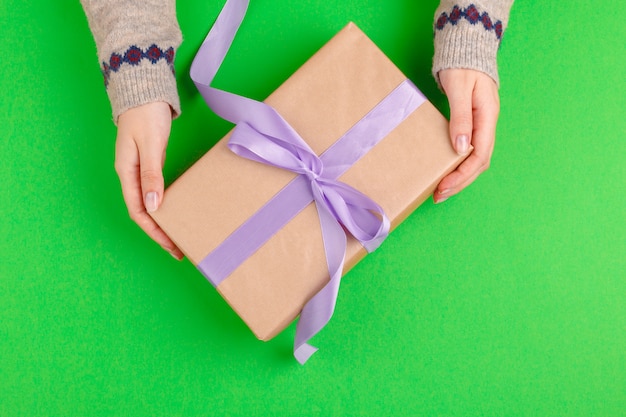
306;169;321;182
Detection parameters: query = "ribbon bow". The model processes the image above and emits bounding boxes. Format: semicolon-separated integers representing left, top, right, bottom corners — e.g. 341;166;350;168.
229;122;390;252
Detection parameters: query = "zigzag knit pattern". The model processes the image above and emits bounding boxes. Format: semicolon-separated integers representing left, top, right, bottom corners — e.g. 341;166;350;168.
101;44;175;86
435;4;504;40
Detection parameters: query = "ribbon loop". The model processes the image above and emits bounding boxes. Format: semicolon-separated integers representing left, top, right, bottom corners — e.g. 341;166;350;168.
314;179;390;252
229;122;324;180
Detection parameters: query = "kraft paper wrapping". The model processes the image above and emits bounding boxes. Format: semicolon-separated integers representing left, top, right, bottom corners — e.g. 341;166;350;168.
151;23;465;341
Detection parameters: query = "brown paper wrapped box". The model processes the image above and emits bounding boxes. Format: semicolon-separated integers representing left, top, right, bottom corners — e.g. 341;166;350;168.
151;23;466;341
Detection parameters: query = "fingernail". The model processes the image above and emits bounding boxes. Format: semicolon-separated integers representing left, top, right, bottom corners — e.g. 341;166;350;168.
434;189;451;204
455;134;470;155
166;248;183;261
145;192;158;213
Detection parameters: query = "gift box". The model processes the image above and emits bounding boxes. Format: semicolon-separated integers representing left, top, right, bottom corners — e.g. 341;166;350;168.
151;1;466;361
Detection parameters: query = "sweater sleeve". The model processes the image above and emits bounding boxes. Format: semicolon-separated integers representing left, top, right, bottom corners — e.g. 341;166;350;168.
432;0;514;87
80;0;183;124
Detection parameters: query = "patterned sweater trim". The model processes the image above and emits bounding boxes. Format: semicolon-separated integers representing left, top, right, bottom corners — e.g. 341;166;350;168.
102;44;175;87
435;4;504;41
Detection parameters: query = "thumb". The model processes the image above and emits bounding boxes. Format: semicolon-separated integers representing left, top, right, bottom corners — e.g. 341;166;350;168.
139;147;166;214
440;70;474;155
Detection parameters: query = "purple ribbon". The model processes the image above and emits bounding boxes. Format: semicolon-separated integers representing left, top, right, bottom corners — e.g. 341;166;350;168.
190;0;426;364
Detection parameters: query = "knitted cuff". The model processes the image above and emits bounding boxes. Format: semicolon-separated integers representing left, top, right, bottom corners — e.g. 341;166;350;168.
103;50;181;124
432;4;506;88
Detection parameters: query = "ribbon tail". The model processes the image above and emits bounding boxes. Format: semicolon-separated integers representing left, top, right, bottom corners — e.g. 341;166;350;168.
190;0;248;87
294;191;347;364
190;0;311;149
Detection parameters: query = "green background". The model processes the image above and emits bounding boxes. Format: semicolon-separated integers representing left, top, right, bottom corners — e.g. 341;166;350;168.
2;0;625;415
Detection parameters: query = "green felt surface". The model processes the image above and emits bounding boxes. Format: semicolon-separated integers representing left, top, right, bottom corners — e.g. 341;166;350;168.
1;1;625;415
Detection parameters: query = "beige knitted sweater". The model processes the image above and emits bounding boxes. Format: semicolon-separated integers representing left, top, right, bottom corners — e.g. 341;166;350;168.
81;0;513;123
433;0;514;87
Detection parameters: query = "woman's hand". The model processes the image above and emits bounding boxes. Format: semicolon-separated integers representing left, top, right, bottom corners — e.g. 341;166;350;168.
434;69;500;203
115;101;184;260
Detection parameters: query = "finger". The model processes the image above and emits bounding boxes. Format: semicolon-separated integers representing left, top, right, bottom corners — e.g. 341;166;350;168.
434;152;488;203
139;150;165;214
137;143;185;259
130;205;184;261
441;70;474;155
115;137;184;260
119;168;184;260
